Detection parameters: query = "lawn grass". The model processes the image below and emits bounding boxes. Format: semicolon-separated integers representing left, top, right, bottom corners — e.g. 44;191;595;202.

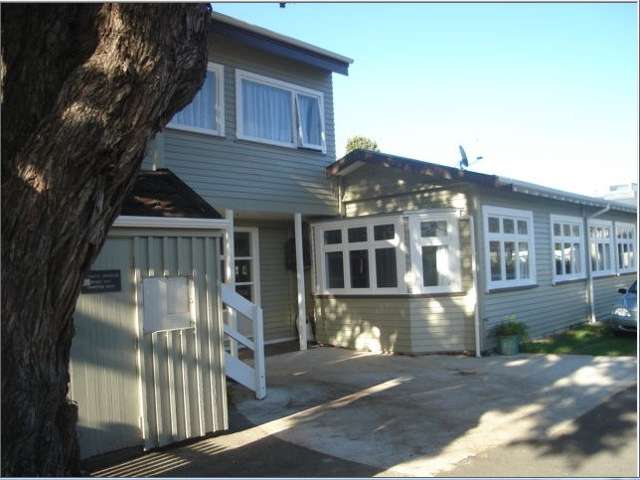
521;323;637;356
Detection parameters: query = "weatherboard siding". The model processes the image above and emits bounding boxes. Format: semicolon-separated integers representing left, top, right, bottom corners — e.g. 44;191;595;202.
474;188;636;347
144;33;338;216
341;164;470;217
315;297;413;353
593;273;635;320
235;220;298;342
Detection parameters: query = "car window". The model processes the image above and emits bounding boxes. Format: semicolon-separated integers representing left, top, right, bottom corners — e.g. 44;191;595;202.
629;281;637;294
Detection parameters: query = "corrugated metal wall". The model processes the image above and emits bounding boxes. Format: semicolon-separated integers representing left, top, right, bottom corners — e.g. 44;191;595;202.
70;229;227;459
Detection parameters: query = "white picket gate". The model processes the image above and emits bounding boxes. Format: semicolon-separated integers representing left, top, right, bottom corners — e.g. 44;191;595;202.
221;283;266;399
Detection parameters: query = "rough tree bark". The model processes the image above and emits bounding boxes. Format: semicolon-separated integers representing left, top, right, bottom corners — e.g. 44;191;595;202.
1;4;210;475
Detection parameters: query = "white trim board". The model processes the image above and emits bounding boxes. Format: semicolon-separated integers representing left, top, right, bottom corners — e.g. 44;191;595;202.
114;216;231;230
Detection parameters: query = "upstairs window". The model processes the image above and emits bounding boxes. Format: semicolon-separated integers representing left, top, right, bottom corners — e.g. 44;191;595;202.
588;219;614;276
169;63;225;136
550;215;586;282
236;70;325;152
483;206;536;290
615;222;636;274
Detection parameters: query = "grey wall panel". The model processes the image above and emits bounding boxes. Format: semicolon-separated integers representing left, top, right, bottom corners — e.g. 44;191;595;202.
70;229;226;459
150;33;338;216
70;238;141;459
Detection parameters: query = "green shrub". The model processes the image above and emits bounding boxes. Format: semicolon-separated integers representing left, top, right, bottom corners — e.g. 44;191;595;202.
495;315;528;338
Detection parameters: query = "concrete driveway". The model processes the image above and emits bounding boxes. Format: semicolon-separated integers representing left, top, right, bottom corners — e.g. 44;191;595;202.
231;347;637;477
92;346;637;477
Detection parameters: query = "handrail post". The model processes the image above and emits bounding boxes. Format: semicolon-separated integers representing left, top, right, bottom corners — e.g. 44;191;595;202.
253;305;266;399
224;209;238;357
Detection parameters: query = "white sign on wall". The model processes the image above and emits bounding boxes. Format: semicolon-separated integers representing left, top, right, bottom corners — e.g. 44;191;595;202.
143;276;195;333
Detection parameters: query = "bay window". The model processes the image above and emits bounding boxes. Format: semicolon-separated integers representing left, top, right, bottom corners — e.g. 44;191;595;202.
236;70;325;152
315;217;404;294
313;212;463;295
408;213;461;293
550;215;586;282
169;62;224;136
588;219;614;276
483;206;536;290
615;222;636;274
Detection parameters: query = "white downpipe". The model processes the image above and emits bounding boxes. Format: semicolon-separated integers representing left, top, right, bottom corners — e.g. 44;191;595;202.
465;215;482;358
223;209;238;357
585;204;611;323
294;213;308;350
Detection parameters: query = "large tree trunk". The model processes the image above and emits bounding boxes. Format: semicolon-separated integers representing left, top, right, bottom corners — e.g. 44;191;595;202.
1;4;210;475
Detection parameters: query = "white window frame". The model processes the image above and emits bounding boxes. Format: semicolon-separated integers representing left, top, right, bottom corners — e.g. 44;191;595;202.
614;222;637;274
408;212;462;294
235;69;326;153
313;216;406;295
482;205;537;291
167;62;225;137
587;218;615;277
549;214;587;283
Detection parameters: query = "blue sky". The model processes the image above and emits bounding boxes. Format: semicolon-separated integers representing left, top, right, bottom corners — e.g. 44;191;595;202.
213;3;637;196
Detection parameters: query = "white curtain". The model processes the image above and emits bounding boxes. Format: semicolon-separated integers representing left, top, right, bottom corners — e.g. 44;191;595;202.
297;94;322;146
172;70;216;130
242;79;292;142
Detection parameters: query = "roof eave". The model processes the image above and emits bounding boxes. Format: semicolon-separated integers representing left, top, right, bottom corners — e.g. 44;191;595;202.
329;150;637;214
210;12;352;75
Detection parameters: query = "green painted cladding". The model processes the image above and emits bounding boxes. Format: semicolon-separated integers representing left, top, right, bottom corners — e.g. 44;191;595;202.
143;33;338;216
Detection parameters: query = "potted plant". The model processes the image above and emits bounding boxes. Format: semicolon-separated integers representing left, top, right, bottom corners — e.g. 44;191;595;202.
495;315;528;355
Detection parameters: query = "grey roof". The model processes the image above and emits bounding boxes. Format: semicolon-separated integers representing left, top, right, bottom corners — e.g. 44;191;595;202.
121;169;222;218
328;149;636;214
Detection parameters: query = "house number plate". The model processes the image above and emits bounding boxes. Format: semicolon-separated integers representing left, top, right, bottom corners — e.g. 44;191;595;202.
81;269;122;294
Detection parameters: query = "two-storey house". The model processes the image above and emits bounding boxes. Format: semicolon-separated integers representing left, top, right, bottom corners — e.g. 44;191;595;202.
69;12;353;460
143;12;352;348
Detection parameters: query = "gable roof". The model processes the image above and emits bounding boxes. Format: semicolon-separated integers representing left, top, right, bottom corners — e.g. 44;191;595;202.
121;169;222;219
210;11;353;75
328;149;636;214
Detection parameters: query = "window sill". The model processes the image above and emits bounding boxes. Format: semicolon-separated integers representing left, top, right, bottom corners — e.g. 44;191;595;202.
234;136;326;154
486;284;538;294
552;277;587;286
592;272;635;280
313;291;467;299
616;270;637;277
591;272;617;279
166;124;225;138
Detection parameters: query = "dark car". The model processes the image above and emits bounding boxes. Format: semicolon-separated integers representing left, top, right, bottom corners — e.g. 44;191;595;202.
609;280;637;333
